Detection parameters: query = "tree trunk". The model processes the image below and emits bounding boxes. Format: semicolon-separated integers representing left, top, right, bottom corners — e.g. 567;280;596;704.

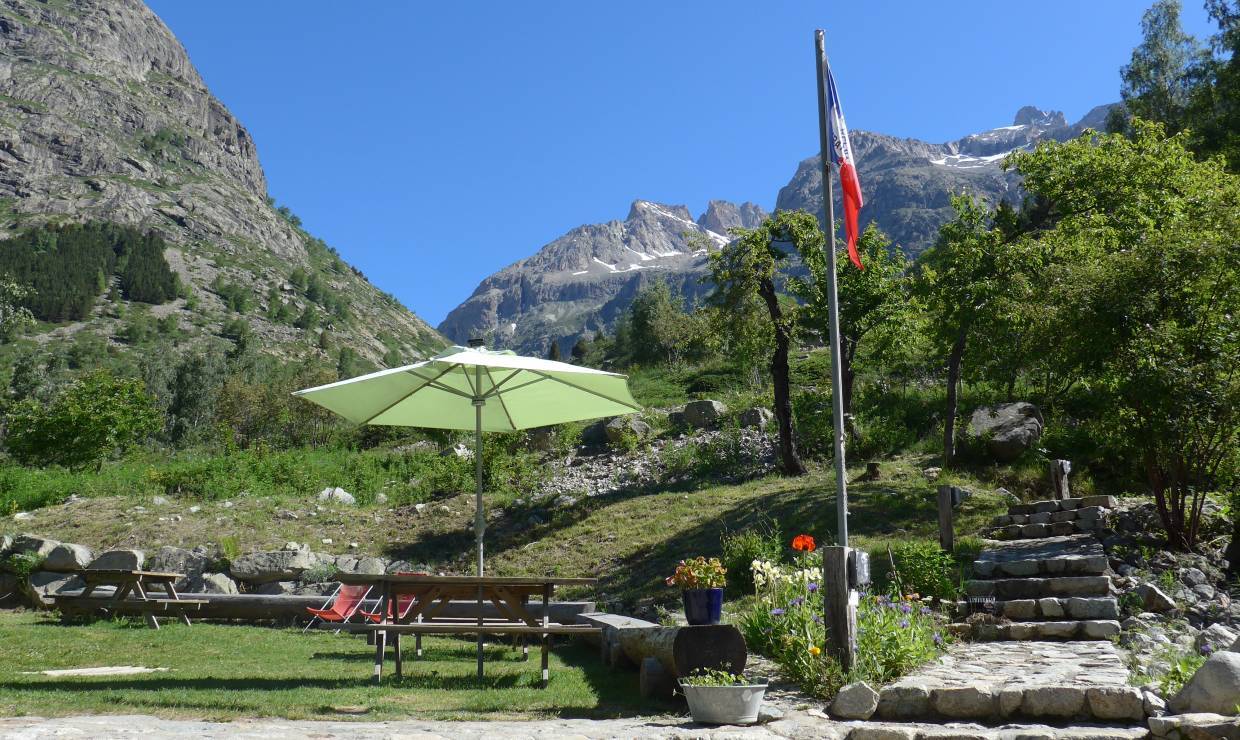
943;327;968;468
841;340;857;417
760;279;806;476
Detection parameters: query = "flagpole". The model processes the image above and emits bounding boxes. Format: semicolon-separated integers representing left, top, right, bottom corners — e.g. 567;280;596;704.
814;30;849;550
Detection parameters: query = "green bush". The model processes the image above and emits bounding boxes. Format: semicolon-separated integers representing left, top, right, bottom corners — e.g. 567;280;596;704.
886;541;960;600
2;551;44;579
792;389;834;458
720;520;784;594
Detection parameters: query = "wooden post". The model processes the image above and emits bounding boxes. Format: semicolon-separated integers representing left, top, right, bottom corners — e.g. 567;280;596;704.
1049;460;1071;500
937;485;954;553
823;546;856;671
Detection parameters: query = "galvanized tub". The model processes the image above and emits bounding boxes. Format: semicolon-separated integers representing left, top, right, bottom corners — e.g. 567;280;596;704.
678;679;769;725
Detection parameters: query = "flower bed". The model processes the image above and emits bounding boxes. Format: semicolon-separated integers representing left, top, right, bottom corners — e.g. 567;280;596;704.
738;549;948;697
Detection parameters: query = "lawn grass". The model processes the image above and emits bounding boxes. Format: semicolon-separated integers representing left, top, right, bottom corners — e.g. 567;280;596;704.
0;611;658;721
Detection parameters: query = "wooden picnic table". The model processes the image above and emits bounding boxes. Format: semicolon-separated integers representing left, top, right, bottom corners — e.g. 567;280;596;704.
334;573;599;685
54;569;205;629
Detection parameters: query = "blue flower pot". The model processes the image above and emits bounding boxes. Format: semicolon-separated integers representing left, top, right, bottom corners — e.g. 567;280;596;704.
682;587;724;625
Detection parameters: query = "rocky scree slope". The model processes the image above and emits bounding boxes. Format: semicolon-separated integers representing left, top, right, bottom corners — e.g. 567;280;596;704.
0;0;443;362
438;199;767;355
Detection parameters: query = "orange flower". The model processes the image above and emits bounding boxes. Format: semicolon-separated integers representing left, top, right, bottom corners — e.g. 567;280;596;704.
791;534;816;552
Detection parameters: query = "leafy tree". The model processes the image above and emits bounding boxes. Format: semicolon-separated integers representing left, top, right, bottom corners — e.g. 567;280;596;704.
0;277;34;341
547;341;562;361
1185;0;1240;168
616;280;704;366
1112;0;1205;135
1010;121;1240;553
791;224;910;415
570;336;590;363
4;370;161;469
709;211;825;476
163;354;227;445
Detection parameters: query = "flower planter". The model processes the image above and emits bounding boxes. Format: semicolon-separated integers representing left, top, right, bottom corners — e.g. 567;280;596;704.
679;678;769;725
682;587;724;625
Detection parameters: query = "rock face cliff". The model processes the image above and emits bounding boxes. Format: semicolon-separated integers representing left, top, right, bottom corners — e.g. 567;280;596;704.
437;199;767;354
0;0;443;364
776;105;1116;256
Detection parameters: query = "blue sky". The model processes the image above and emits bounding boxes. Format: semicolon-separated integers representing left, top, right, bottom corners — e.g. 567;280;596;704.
146;1;1215;327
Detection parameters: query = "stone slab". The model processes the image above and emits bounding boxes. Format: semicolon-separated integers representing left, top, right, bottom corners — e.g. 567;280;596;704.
966;576;1111;600
876;641;1138;723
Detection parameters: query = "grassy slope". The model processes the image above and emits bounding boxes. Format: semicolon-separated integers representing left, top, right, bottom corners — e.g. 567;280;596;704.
7;454;1006;606
0;612;654;720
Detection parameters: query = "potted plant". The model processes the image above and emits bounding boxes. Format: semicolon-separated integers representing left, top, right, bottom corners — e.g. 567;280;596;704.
666;556;726;625
678;668;769;725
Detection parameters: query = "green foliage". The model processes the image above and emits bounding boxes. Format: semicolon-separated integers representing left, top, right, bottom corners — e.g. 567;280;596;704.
0;223;177;322
720;518;784;594
665;556;727;590
738;557;946;697
680;668;753;686
211;277;251;314
885;541;960;600
0;278;33;341
1;551;43;579
4;370;161;470
301;560;339;584
1113;0;1206;135
610;280;711;366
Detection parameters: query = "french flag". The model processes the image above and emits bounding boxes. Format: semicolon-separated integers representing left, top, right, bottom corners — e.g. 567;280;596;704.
825;64;864;269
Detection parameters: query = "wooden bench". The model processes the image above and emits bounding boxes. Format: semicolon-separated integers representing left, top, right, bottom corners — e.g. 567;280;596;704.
54;569;203;629
339;621;601;687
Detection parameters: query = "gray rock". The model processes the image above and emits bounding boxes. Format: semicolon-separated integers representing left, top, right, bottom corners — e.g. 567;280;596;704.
26;570;83;600
12;512;33;521
527;427;557;452
353;557;386;575
1143;689;1167;717
875;684;930;719
1149;712;1240;739
965;402;1044;462
683;399;727;429
1171;651;1240;715
11;535;60;559
581;419;610;446
1198;624;1239;655
42;543;94;572
604;416;651;445
1039;598;1065;618
87;549;144;571
831;681;879;719
317;487;356;506
256;581;297;596
1140;584;1177;613
147;546;208;587
738;407;773;431
229;550;316;582
0;534;12;557
187;572;237;595
1085;686;1144;721
930;686;995;718
1021;686;1085;717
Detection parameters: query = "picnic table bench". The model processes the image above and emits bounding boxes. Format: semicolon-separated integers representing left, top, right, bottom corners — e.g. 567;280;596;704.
52;569;207;629
335;573;600;686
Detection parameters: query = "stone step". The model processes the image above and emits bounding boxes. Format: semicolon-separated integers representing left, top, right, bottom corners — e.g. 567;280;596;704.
828;720;1149;739
973;535;1109;578
1007;495;1117;515
874;641;1144;726
986;519;1106;540
987;596;1119;622
966;575;1111;600
973;554;1108;578
948;619;1121;642
991;505;1109;529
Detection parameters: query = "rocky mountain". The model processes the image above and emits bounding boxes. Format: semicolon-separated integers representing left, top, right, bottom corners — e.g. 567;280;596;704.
0;0;444;366
438;199;768;354
442;105;1114;354
776;105;1116;256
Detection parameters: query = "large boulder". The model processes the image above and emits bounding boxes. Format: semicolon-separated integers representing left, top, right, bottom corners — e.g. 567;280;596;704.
1198;624;1240;655
965;402;1044;462
11;535;60;559
353;557;386;575
604;416;651;446
581;419;610;446
1139;583;1177;613
87;549;144;571
317;487;356;506
147;546;209;587
26;571;83;603
0;534;13;557
229;549;317;583
42;543;94;572
1171;651;1240;715
739;407;773;431
831;681;879;719
683;400;727;429
186;572;238;595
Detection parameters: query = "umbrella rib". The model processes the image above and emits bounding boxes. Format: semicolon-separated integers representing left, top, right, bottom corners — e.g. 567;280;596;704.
360;365;455;425
480;369;523;399
484;376;547;396
527;370;643;411
482;366;518;431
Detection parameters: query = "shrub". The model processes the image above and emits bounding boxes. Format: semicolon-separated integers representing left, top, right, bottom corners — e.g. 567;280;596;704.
301;561;339;584
2;551;44;579
738;557;947;697
720;520;784;594
886;541;960;601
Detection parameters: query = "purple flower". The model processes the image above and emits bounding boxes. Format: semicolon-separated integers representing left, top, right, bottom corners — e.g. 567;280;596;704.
900;619;910;629
900;603;912;614
933;632;943;644
1202;644;1214;655
807;582;819;593
790;597;805;607
812;615;823;625
770;608;785;616
920;606;932;615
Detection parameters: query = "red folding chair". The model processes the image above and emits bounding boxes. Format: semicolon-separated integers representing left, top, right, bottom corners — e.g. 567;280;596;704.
303;583;371;632
359;572;427;623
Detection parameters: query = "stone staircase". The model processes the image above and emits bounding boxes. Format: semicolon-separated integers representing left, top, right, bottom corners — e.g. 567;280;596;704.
839;495;1150;737
954;496;1121;642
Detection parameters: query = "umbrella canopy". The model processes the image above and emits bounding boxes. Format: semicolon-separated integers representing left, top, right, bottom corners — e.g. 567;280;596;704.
294;344;641;575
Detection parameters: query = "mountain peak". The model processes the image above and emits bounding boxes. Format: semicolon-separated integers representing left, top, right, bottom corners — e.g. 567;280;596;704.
697;200;769;235
1013;105;1067;128
627;200;694;223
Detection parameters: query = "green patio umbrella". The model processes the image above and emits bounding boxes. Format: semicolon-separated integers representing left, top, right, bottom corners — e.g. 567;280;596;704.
294;340;641;576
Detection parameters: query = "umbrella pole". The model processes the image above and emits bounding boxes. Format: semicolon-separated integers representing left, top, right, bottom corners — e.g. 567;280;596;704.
474;366;486;679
